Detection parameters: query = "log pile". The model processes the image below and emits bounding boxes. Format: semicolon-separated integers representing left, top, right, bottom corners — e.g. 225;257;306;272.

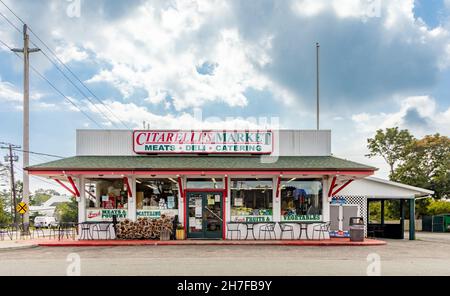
115;214;174;240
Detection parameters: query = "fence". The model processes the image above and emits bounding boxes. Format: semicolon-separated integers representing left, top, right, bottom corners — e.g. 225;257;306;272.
422;215;450;232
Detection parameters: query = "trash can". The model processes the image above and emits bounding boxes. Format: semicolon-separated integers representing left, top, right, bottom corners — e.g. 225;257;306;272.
349;217;365;242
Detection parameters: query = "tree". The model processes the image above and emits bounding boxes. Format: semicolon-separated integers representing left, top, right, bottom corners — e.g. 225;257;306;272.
55;198;78;222
30;194;51;206
392;134;450;200
366;127;415;177
0;180;23;223
0;196;11;224
34;188;60;196
426;200;450;215
31;188;61;206
30;189;54;206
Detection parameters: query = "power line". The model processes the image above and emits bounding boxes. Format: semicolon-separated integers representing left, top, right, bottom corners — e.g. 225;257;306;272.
28;63;104;128
32;40;129;129
13;163;59;188
31;175;60;188
28;154;48;165
25;151;56;165
0;11;105;129
0;0;130;129
21;149;63;159
1;4;126;130
1;148;55;188
0;9;20;32
0;0;25;24
0;37;103;128
36;48;122;129
0;147;64;158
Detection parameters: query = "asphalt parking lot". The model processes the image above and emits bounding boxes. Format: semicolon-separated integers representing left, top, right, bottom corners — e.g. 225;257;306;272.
0;232;449;276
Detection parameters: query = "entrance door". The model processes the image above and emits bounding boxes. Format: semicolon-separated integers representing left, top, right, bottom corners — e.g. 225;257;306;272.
330;205;340;231
186;191;223;239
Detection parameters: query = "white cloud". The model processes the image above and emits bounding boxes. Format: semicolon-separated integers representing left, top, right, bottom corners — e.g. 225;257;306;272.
333;0;381;19
292;0;382;19
3;0;449;115
14;101;58;112
383;0;414;28
34;101;57;110
332;94;450;179
2;0;449;189
443;0;450;14
0;79;22;102
351;95;450;136
291;0;326;17
62;97;83;112
441;43;450;69
55;43;89;63
0;78;44;104
86;100;277;130
85;11;273;110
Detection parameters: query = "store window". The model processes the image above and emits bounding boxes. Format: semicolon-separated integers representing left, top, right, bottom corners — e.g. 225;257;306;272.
230;178;273;222
280;178;323;221
84;178;128;221
186;178;224;189
136;178;179;219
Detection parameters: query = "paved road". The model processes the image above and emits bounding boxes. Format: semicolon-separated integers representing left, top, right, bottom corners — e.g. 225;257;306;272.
0;233;449;276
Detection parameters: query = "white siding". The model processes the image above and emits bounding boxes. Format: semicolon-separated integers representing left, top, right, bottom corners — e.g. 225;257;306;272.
276;130;330;156
77;130;133;156
76;129;331;156
338;178;431;198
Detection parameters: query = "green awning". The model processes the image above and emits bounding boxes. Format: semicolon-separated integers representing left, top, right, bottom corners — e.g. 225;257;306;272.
26;155;376;171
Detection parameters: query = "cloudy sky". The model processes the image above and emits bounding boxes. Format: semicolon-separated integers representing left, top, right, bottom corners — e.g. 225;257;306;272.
0;0;449;192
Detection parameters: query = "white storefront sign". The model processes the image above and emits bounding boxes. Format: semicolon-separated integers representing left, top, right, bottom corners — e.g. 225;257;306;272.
136;209;178;218
86;208;128;221
133;130;273;154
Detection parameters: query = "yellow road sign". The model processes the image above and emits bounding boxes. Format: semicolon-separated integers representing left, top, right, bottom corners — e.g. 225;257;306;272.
16;202;28;214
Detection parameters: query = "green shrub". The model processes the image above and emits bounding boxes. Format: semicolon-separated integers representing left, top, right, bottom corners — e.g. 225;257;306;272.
426;200;450;216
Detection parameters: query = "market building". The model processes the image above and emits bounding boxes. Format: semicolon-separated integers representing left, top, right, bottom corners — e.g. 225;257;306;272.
26;129;432;240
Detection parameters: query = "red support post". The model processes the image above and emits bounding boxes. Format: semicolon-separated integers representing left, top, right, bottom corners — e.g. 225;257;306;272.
332;179;354;196
276;175;281;199
327;176;337;197
123;177;132;198
54;179;76;196
67;176;80;197
223;175;228;240
177;176;186;233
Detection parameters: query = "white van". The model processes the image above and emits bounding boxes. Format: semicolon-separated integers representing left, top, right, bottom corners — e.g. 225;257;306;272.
34;216;57;228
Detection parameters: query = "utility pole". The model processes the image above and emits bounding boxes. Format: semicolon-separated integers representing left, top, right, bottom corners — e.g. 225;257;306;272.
11;24;40;228
1;142;20;223
316;42;320;130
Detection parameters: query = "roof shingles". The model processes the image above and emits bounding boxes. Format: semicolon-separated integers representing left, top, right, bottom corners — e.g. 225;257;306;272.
27;156;376;171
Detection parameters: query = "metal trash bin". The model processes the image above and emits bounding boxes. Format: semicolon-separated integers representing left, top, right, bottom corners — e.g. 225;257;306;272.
349;217;365;242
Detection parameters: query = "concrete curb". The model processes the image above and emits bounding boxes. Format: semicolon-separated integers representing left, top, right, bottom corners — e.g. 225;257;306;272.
0;243;38;251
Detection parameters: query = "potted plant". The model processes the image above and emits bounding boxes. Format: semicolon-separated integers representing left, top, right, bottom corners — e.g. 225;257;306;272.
175;224;185;240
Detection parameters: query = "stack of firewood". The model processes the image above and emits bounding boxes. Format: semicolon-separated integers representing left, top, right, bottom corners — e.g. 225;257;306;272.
115;214;173;240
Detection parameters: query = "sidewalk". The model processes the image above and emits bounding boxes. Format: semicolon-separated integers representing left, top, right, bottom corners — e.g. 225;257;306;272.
0;240;37;250
36;237;386;247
